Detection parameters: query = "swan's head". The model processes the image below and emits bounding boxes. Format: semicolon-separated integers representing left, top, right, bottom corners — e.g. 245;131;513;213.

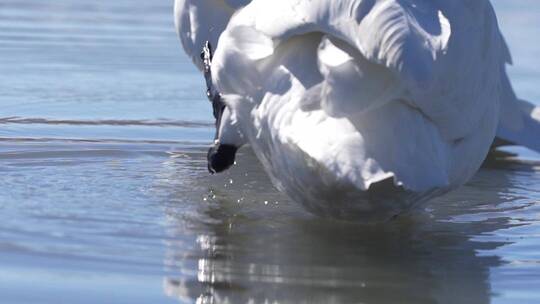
206;97;238;174
207;95;253;172
207;93;252;173
207;143;237;173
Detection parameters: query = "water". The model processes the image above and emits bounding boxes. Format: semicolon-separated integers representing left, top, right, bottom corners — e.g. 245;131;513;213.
0;1;539;303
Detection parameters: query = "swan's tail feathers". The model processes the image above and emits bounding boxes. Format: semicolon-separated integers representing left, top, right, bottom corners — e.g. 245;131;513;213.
496;98;540;152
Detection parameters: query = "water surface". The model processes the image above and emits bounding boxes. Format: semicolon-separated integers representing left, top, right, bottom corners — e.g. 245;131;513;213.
1;1;540;303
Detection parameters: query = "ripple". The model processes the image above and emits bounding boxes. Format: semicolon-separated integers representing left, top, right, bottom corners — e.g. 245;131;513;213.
0;117;212;128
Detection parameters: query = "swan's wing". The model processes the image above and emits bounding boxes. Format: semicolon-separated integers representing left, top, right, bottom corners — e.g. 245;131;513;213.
497;99;540;152
218;0;507;140
496;70;540;151
211;0;507;192
174;0;251;70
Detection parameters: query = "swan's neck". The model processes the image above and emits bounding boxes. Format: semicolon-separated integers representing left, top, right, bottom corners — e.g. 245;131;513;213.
174;0;242;69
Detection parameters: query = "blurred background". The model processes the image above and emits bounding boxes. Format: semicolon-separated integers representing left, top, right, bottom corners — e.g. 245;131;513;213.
0;1;540;303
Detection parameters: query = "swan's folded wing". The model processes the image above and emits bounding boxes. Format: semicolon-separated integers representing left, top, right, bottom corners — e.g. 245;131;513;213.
212;0;507;191
335;0;505;141
228;0;449;89
353;1;451;92
497;71;540;152
229;0;506;140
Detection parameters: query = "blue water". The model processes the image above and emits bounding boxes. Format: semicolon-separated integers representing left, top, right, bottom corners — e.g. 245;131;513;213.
0;1;540;303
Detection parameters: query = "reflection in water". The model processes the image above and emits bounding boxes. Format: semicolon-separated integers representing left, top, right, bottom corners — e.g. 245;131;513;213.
155;148;536;304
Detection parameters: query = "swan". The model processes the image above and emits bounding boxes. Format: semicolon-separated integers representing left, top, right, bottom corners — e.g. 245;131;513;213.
174;0;540;221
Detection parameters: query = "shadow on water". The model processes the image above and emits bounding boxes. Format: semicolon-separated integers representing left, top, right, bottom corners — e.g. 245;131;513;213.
155;147;538;304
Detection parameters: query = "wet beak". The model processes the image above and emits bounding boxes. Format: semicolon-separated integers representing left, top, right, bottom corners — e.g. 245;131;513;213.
207;143;238;173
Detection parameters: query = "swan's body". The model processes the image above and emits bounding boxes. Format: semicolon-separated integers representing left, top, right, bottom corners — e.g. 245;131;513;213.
175;0;540;221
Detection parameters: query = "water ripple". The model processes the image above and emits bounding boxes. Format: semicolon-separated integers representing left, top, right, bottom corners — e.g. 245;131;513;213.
0;116;213;128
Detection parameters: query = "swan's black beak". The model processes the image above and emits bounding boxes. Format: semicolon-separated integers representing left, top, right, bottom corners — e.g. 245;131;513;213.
207;143;238;174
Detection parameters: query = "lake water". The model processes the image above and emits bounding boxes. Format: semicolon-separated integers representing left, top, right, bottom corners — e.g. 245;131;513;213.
1;1;540;303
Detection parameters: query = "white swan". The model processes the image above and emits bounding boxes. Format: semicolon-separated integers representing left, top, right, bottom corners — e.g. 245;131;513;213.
174;0;540;221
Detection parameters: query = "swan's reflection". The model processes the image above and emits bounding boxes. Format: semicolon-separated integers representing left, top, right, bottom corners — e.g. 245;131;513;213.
157;148;533;304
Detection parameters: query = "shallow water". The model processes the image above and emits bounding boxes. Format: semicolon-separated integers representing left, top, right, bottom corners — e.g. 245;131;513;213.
1;1;540;303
